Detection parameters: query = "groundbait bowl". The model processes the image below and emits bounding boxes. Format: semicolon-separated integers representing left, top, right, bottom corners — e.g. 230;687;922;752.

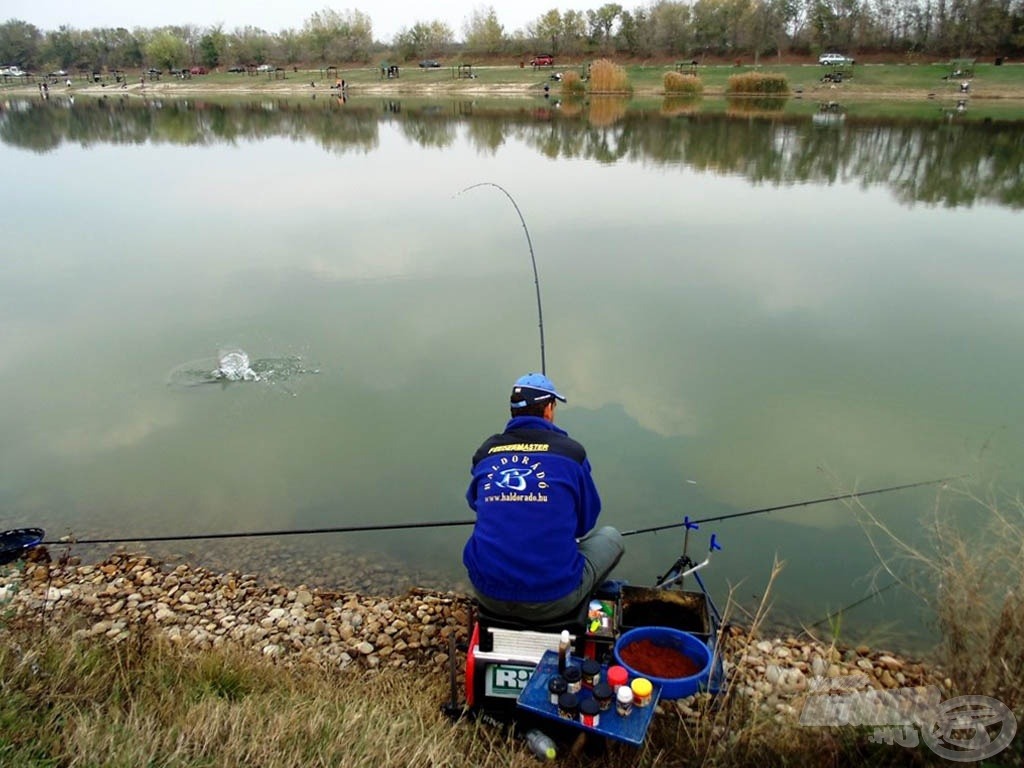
0;527;45;565
613;625;712;700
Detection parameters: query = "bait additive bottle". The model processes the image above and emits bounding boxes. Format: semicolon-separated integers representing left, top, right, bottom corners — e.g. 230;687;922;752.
581;658;602;689
579;697;601;727
593;682;614;711
630;677;653;708
548;675;567;705
557;691;580;720
607;665;628;693
557;629;570;675
615;685;634;717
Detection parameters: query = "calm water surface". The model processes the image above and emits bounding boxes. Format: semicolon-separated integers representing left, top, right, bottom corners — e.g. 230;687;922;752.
2;96;1023;648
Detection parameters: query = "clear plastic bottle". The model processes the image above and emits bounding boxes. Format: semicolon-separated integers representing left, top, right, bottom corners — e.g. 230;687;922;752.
525;729;557;761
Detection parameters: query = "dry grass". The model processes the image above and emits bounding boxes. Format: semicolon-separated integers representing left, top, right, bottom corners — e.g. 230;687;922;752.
561;70;586;96
0;621;523;768
663;72;703;95
726;72;789;95
853;484;1024;719
588;59;632;94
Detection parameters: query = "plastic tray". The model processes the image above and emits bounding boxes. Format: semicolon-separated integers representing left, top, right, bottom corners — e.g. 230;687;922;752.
516;650;660;746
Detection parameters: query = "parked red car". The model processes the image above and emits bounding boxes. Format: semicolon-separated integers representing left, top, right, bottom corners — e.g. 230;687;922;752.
530;54;554;67
190;66;208;75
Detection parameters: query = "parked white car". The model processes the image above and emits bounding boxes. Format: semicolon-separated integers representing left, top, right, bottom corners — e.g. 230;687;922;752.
818;53;855;65
2;66;27;77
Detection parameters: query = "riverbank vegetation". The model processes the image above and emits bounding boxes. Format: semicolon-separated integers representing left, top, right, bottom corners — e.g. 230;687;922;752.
0;555;948;768
853;486;1024;720
726;72;790;94
664;72;704;95
588;58;633;93
0;615;938;768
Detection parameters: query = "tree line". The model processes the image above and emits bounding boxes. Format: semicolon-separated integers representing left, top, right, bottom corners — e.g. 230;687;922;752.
2;1;1022;74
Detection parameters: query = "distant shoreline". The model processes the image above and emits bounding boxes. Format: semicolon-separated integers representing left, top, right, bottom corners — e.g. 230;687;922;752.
4;61;1024;104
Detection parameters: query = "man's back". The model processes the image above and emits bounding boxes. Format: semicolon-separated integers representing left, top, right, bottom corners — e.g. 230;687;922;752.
464;416;599;603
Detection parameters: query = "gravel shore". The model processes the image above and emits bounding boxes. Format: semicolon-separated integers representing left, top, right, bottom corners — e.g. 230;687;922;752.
0;550;944;718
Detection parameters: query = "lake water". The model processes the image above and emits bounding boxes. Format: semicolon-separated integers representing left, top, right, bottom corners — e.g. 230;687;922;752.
2;94;1023;649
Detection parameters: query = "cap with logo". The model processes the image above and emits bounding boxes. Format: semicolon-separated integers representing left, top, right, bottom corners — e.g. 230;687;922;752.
510;372;567;409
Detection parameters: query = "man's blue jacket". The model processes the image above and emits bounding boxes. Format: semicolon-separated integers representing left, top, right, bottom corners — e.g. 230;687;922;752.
463;415;602;603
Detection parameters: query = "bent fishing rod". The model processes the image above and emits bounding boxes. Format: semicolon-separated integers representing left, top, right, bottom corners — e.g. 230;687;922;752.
39;475;958;547
457;182;546;374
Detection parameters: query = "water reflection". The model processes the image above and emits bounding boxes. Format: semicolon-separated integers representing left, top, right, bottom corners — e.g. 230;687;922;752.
2;96;1022;208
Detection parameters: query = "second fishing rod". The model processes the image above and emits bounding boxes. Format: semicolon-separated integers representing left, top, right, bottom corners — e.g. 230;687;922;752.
40;475;960;546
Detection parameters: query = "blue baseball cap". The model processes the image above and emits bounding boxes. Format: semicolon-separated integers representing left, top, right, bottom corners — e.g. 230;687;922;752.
510;372;567;408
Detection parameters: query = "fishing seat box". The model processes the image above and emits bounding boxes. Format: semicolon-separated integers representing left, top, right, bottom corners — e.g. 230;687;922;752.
466;589;618;718
617;586;711;643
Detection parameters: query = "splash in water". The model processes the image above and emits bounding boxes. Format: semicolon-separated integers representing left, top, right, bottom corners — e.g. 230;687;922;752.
214;348;259;382
167;348;320;390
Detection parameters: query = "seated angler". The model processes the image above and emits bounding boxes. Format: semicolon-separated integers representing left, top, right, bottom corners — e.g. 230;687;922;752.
463;372;624;624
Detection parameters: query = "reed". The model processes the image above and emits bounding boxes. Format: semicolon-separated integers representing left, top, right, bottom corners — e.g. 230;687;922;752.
588;59;632;94
852;482;1024;745
560;70;586;96
726;72;789;95
663;71;703;95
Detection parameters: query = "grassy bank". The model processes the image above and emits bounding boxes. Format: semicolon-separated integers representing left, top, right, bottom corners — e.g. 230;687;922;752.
0;615;944;768
0;549;974;768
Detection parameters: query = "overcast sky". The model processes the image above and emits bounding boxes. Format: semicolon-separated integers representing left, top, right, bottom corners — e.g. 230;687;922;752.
4;2;600;44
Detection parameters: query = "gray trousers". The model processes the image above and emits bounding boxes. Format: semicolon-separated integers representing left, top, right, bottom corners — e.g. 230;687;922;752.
473;525;625;623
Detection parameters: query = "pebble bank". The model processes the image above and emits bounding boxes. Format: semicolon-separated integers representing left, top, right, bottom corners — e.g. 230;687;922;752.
0;550;943;719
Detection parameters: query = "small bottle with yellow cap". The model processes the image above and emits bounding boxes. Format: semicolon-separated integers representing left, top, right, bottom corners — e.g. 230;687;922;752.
630;677;653;708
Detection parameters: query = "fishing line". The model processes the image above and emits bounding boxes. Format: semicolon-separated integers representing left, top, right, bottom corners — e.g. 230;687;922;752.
457;182;546;374
35;476;959;547
804;579;902;632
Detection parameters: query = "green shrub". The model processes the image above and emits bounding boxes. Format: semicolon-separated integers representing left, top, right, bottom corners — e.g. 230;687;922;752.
588;58;632;93
664;71;703;95
727;72;789;95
